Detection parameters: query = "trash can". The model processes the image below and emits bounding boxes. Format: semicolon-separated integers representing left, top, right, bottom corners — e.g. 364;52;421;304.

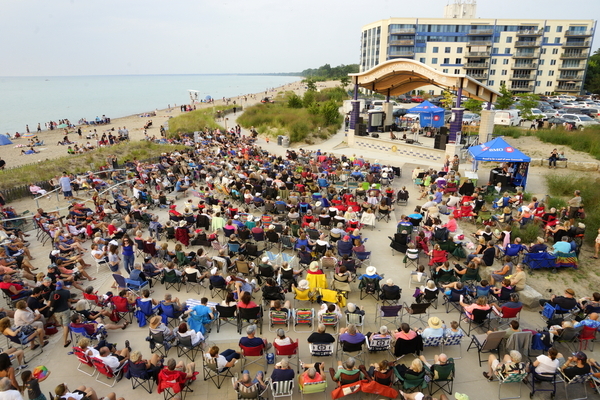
282;137;290;148
277;135;283;146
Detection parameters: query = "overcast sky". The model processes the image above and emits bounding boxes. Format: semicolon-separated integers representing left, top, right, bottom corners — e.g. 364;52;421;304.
1;0;597;76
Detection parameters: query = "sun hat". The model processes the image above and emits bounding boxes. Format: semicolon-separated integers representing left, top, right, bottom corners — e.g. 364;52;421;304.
578;222;586;229
366;266;377;276
566;288;575;296
522;206;530;212
298;280;309;290
51;250;60;256
428;316;443;329
149;315;162;329
268;225;275;230
179;220;187;227
308;261;320;272
315;201;322;207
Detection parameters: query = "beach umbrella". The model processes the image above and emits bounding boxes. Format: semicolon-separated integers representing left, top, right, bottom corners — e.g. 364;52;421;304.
57;123;68;128
22;132;36;138
205;95;212;101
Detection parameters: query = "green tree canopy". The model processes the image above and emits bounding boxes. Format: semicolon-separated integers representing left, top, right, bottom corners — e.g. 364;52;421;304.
496;83;515;110
584;49;600;94
300;63;359;80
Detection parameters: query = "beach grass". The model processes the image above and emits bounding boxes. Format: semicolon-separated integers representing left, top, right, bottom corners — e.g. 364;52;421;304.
0;141;186;191
536;126;600;160
166;105;234;135
237;88;347;143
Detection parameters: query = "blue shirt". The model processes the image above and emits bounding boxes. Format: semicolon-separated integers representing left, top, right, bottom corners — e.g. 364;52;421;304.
433;192;443;204
553;241;571;253
574;319;600;331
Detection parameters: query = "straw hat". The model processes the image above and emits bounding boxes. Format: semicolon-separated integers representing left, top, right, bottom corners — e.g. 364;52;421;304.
298;280;309;290
366;266;377;276
428;316;443;330
308;261;320;273
179;220;187;227
149;315;162;329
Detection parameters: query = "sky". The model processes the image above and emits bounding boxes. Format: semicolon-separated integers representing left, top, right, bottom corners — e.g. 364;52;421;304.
1;0;598;76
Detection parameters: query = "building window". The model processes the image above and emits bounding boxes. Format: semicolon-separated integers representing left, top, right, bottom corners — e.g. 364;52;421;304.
501;70;507;76
491;59;497;65
445;47;451;53
537;70;542;76
442;69;449;73
490;69;496;75
420;58;426;63
541;48;546;54
433;47;439;53
455;58;462;64
503;59;509;65
488;80;495;86
505;48;510;54
432;58;438;64
552;48;558;55
547;81;553;86
555;38;561;44
506;37;512;43
492;47;499;53
549;70;554;76
539;59;544;65
443;58;450;64
536;81;541;86
556;26;563;33
454;69;460;74
500;80;506;86
545;26;550;32
550;60;556;65
542;37;548;44
457;47;463;53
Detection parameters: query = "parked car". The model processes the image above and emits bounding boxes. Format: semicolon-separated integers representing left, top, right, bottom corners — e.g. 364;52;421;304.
411;96;425;103
494;110;522;126
393;107;408;117
396;95;412;103
579;108;599;118
546;117;568;125
261;97;275;103
562;114;600;129
462;113;481;124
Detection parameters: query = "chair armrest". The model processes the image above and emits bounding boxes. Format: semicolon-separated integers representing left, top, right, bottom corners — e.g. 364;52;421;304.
329;367;338;381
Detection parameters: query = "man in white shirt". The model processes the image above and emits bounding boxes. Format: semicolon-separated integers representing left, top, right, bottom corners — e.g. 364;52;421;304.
0;377;23;400
98;345;130;370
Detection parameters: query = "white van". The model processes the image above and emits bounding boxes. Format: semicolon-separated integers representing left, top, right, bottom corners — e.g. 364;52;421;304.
494;110;522;126
372;100;398;107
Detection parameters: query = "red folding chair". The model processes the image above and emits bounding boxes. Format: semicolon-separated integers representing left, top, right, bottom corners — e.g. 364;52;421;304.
239;344;267;372
91;357;126;387
578;326;597;351
72;346;96;376
429;250;448;266
273;340;299;372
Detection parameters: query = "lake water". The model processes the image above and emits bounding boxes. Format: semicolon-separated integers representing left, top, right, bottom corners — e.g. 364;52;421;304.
0;74;300;133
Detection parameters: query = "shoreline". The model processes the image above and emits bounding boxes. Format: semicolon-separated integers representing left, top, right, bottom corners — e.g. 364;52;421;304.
0;79;319;171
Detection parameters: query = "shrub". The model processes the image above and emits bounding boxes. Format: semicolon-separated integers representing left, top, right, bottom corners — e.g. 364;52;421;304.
493;126;524;139
511;222;543;245
287;93;303;109
536;127;600;160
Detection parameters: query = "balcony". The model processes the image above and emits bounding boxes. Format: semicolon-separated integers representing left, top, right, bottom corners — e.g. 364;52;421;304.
469;72;488;80
465;51;491;58
555;84;582;92
560;52;589;59
565;30;593;37
467;28;494;36
515;40;541;47
464;62;489;68
510;74;535;81
513;51;540;59
516;28;544;36
468;40;492;46
389;39;415;46
558;64;585;70
557;74;584;81
389;52;414;58
563;41;591;48
510;84;535;92
389;28;416;34
511;62;537;70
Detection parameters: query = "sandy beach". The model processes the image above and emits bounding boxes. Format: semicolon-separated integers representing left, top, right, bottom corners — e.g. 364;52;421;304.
0;80;337;171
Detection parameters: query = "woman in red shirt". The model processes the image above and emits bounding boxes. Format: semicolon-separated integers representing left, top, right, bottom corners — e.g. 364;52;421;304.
237;291;258;309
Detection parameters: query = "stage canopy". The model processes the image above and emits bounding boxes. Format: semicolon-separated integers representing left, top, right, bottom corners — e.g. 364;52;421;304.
408;100;445;128
468;137;531;162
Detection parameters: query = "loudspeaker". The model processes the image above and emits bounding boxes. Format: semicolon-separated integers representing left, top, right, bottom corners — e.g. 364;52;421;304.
434;133;448;150
356;123;367;136
406;139;414;144
440;126;449;135
371;133;379;138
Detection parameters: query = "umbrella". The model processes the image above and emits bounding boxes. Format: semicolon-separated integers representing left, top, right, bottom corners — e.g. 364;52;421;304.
205;95;212;101
22;132;36;138
57;124;68;129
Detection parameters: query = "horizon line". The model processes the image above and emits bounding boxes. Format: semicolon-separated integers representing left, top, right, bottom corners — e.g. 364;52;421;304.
0;73;304;78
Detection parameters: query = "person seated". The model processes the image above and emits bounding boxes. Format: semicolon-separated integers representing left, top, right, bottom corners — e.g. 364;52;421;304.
483;350;526;381
579;293;600;314
491;279;515;302
262;278;285;302
552;236;572;254
418;352;451;370
445;320;465;337
271;357;295;382
393;322;418;341
159;358;196;392
490;256;514;286
395;358;426;380
345;302;365;317
380;278;401;301
307;323;336;344
177;322;204;347
0;316;47;351
298;364;326;389
270;299;292;316
149;315;176;342
239;324;271;351
331;357;364;383
560;351;591;379
0;275;33;300
237;291;259;309
421;317;444;339
232;369;267;393
530;347;563;377
367;325;392;344
539;288;578;311
459;296;491;320
339;323;365;344
160;293;184;317
529;237;548;253
204;345;240;372
98;344;130;370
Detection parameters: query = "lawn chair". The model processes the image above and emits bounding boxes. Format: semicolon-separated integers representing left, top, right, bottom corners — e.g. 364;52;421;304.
273;340;299;372
467;331;505;366
202;355;234;389
298;380;327;400
126;360;156;394
110;295;134;324
237;306;263;334
442;334;464;360
337;339;365;366
176;333;203;362
149;331;172;357
185;272;204;295
319;312;340;334
158;302;183;328
494;369;529;400
394;367;428;393
239;344;268;373
270;379;294;400
215;304;237;333
425;358;455;396
528;370;559;400
359;276;381;300
461;307;493;337
232;375;270;400
91;356;126;387
403;302;431;326
366;335;393;358
72;346;97;377
375;304;402;328
269;310;290;332
112;273;149;296
162;269;182;292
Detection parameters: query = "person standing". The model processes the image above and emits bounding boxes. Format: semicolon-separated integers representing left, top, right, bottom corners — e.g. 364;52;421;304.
58;171;72;200
451;155;460;172
36;123;41;133
567;190;582;225
25;125;29;134
49;281;74;348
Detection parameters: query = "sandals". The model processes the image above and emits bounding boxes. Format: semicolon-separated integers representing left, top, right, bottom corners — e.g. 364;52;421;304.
63;340;72;348
482;372;493;381
43;340;49;347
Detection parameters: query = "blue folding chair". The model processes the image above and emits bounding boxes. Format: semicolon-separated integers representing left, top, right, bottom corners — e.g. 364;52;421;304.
112;274;149;296
136;298;158;326
158;302;183;328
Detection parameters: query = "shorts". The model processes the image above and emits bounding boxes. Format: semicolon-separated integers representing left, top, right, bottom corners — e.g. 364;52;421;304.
63;191;73;198
109;263;120;273
491;359;500;370
54;310;72;327
568;207;579;219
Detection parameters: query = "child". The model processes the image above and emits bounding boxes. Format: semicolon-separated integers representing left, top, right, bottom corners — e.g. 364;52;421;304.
22;370;46;400
474;279;492;298
446;321;465;337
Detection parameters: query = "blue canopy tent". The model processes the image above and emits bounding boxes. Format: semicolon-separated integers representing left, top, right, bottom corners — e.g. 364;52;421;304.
0;135;13;146
408;100;445;128
468;137;531;190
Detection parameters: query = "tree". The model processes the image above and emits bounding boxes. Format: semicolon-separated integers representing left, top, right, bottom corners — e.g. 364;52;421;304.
305;79;317;92
516;93;540;120
584;49;600;94
287;93;303;109
463;99;483;114
440;90;455;109
339;76;350;88
495;83;515;110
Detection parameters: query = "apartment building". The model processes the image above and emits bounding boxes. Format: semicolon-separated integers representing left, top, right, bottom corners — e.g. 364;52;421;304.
360;12;596;95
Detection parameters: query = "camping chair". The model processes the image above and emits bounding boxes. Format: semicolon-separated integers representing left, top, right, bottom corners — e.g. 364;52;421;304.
425;359;455;396
463;307;493;336
158;302;183;328
394;368;428;393
126;360;156;394
215;304;237;333
232;375;270;400
72;346;97;377
404;248;420;269
239;343;268;373
467;331;505;366
209;278;228;300
299;380;327;400
375;304;402;328
442;334;464;360
237;306;263;334
150;331;172;358
319;312;340;334
176;333;203;362
162;269;182;292
421;288;440;310
553;326;583;352
293;308;314;334
353;250;371;269
157;367;195;400
110;295;134;324
560;370;592;400
442;287;467;314
577;326;596;351
493;306;522;330
359;276;381;300
269;310;290;332
202;355;234;389
91;356;126;387
528;370;559;400
366;335;393;358
113;273;149;296
394;335;423;359
403;302;431;326
494;369;529;400
422;335;444;356
185;272;204;295
270;379;294;400
273;340;299;372
337;339;365;366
